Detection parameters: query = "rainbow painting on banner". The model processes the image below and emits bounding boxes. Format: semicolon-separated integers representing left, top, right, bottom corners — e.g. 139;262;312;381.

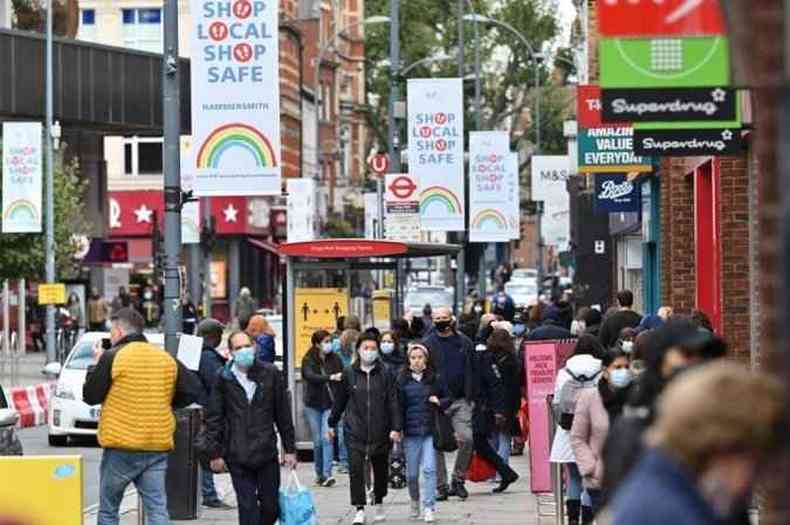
196;123;278;169
419;186;462;216
4;199;39;224
472;209;508;231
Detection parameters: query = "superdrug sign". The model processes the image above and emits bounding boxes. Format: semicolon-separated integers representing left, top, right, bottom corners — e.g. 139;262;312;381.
633;129;743;156
602;87;737;123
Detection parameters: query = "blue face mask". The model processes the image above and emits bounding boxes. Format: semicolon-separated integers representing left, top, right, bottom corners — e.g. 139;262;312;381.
331;338;342;353
234;347;256;369
380;342;395;354
610;368;632;389
513;324;526;336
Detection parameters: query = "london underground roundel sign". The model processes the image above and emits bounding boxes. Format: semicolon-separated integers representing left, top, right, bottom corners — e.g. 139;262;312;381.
368;154;390;176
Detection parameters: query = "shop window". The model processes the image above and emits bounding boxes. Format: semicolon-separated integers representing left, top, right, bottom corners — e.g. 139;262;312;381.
123;137;163;176
121;8;163;53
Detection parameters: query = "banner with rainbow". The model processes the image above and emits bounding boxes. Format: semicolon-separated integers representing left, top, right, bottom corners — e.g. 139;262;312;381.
2;122;43;234
468;132;519;242
189;0;281;196
408;78;465;231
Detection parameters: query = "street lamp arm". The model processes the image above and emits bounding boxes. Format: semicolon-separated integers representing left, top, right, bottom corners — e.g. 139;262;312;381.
399;54;455;77
464;14;539;60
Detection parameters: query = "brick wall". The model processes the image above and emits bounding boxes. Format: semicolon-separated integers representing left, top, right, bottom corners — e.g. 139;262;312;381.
659;157;696;314
717;155;751;363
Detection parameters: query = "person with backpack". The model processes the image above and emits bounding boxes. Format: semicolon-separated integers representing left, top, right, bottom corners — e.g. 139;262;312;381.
549;335;604;525
328;332;403;525
397;343;450;523
570;347;633;515
302;330;344;487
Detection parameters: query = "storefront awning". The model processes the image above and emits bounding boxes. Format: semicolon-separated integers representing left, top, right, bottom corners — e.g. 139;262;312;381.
279;239;461;260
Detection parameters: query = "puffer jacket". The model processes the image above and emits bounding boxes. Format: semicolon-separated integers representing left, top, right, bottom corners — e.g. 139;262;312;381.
328;360;402;455
397;368;450;438
205;362;296;468
301;349;343;411
570;388;609;489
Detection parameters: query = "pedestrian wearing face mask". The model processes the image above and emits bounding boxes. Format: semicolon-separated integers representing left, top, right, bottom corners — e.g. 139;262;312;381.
422;307;478;501
570;348;633;517
302;330;344;487
380;330;406;379
397;344;450;523
328;333;403;525
204;331;297;525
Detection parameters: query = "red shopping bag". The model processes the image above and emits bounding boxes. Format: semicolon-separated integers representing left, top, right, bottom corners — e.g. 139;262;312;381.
466;452;497;482
518;400;529;440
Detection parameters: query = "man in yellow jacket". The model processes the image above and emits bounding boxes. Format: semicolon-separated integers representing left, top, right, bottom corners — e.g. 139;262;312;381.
84;308;200;525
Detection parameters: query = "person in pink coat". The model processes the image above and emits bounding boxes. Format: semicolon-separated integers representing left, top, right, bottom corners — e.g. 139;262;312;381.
570;347;632;517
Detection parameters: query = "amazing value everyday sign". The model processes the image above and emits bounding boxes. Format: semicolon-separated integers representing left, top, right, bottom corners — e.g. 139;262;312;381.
2;122;42;233
190;0;281;196
578;127;654;174
468;132;518;243
407;78;465;231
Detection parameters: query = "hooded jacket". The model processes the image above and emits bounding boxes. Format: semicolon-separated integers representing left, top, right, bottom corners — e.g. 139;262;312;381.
301;348;343;411
328;360;402;455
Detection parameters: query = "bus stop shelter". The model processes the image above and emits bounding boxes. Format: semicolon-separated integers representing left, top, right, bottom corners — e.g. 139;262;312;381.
278;238;461;450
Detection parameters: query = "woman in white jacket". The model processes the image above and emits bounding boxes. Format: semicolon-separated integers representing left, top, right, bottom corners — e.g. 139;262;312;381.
549;335;604;525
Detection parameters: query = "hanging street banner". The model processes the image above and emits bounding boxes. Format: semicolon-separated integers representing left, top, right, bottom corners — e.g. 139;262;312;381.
601;87;737;123
578;127;655;174
600;36;730;89
598;0;725;38
190;0;281;196
287;178;317;242
594;174;641;214
384;174;421;242
468;132;517;243
2;122;42;233
633;128;743;156
531;156;571;250
407;78;465;231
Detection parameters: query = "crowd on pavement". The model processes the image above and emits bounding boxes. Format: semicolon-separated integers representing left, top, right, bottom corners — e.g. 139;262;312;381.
61;278;782;525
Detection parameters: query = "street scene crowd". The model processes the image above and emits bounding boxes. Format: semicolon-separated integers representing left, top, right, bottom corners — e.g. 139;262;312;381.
25;280;772;525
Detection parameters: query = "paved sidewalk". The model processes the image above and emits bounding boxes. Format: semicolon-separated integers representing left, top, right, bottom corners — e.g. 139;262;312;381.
111;452;548;524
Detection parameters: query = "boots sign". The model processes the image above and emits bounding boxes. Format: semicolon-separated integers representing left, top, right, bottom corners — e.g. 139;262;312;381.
594;174;641;214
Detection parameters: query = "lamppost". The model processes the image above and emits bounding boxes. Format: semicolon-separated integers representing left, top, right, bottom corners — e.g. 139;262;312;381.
44;0;56;363
314;16;389;219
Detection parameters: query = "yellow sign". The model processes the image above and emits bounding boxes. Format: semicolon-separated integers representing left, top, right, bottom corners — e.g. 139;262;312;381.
38;283;67;305
0;455;83;524
372;290;393;331
294;288;349;365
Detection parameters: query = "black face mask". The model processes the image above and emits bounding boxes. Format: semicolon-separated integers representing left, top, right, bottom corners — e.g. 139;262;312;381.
434;320;452;332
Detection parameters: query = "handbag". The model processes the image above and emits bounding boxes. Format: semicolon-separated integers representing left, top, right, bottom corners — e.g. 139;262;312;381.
432;408;458;452
466;452;496;483
279;470;318;525
388;441;407;489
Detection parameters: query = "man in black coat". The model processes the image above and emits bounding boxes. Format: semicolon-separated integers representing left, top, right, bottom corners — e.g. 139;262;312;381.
196;319;233;510
206;331;296;525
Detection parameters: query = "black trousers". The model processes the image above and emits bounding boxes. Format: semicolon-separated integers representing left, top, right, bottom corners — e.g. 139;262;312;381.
228;460;281;525
473;410;517;480
349;447;389;507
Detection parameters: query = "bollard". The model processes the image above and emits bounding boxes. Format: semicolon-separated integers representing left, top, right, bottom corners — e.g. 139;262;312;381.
547;394;564;525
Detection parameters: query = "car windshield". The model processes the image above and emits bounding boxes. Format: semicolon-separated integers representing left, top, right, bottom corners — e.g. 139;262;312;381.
406;290;453;309
65;342;97;370
512;270;537;280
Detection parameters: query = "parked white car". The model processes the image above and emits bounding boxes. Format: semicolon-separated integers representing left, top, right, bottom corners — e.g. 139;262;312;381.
510;268;538;284
46;332;164;446
405;286;454;317
505;281;539;308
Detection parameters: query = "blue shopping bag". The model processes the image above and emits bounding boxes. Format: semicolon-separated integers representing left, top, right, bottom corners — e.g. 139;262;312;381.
279;470;318;525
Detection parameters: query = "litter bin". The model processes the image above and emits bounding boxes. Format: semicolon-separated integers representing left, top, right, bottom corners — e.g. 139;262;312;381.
166;406;201;520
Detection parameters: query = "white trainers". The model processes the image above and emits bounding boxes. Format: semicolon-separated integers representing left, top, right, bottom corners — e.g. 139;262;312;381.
424;508;436;523
352;509;366;524
374;503;386;522
410;501;421;519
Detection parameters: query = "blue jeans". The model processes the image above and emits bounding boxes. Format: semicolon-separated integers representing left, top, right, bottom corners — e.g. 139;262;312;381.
566;463;591;506
201;464;219;503
98;449;169;525
337;416;349;468
404;435;437;511
489;432;512;481
304;406;333;479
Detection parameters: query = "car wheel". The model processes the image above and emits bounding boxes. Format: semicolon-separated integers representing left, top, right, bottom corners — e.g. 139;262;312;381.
48;434;68;447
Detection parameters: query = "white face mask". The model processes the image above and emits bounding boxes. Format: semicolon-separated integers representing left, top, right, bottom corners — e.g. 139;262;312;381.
360;350;379;365
621;340;635;353
321;342;333;354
